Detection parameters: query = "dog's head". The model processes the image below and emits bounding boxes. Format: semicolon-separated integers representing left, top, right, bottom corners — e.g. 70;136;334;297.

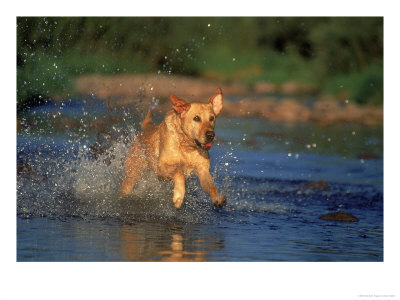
170;88;223;151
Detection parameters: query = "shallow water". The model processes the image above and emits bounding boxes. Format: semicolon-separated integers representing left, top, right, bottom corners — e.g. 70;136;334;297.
17;97;383;261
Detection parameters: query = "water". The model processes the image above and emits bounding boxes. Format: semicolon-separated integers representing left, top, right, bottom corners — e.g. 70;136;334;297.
17;97;383;261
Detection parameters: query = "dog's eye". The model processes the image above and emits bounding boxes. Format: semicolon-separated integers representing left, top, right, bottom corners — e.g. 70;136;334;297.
209;116;215;122
193;116;201;122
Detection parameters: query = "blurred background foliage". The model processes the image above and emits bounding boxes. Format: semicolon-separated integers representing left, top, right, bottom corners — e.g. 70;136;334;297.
17;17;383;108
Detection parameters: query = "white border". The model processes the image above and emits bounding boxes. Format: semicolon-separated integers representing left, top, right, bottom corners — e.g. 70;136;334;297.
2;1;399;299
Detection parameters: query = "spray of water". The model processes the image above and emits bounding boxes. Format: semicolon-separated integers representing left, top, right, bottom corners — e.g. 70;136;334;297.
17;98;300;225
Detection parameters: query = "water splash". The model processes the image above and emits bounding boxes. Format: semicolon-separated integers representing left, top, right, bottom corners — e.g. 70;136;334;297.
17;98;382;227
17;120;296;225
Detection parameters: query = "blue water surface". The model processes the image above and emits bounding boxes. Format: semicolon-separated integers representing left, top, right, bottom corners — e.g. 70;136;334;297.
17;98;383;261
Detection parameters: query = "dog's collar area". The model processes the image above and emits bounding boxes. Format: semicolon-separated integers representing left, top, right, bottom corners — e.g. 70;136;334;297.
195;139;212;150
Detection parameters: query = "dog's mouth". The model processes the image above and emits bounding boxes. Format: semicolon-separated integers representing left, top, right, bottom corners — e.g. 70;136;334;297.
195;139;212;150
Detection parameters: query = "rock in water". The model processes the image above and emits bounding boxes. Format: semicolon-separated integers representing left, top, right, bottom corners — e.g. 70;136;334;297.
299;181;330;190
319;211;359;222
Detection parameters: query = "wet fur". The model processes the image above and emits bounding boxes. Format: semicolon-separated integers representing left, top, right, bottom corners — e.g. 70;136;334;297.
120;88;226;209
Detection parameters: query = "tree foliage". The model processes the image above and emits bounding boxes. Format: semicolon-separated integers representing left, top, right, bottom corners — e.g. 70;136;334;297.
17;17;383;105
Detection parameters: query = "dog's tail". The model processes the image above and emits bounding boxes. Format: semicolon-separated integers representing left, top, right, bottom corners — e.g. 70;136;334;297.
142;108;154;131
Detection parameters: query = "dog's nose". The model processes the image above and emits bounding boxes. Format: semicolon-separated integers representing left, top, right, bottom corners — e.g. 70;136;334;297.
206;131;215;141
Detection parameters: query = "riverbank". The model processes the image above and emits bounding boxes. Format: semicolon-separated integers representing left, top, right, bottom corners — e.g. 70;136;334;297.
75;74;383;126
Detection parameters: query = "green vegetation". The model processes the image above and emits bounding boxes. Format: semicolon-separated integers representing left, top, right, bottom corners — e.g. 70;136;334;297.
17;17;383;107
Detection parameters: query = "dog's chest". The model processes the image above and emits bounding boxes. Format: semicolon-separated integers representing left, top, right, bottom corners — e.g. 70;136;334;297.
157;147;206;178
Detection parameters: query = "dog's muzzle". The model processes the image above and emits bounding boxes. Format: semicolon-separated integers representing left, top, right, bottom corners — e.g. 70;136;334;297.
206;131;215;142
195;131;215;150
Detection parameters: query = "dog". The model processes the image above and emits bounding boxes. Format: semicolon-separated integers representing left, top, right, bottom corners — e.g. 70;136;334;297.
120;88;227;209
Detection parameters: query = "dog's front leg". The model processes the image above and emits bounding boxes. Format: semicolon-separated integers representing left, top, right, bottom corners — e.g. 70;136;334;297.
197;168;226;207
172;171;185;209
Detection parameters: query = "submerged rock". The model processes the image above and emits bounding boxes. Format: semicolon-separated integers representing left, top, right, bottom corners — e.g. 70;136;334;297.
319;211;359;222
300;181;330;190
357;152;381;160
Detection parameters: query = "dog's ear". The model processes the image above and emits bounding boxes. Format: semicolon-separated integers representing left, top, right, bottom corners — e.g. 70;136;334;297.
170;94;191;115
208;88;223;116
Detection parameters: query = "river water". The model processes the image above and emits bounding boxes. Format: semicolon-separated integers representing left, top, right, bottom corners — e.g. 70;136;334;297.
17;97;383;261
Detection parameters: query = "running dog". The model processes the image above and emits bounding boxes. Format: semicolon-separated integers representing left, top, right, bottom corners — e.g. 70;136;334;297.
120;88;226;209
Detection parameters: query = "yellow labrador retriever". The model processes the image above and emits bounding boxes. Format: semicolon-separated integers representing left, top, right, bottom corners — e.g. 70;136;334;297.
120;88;226;209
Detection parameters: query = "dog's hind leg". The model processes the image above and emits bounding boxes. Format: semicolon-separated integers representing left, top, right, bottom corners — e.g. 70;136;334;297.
120;141;146;198
172;171;185;209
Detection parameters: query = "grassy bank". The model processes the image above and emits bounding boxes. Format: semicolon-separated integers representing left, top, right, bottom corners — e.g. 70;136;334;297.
17;17;383;108
17;48;383;106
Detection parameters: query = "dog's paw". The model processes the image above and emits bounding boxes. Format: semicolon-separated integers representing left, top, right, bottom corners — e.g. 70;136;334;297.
212;194;227;207
173;196;184;209
119;190;130;199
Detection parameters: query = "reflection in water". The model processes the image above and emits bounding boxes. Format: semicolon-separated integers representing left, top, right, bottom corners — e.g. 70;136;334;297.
120;223;223;261
158;234;205;262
